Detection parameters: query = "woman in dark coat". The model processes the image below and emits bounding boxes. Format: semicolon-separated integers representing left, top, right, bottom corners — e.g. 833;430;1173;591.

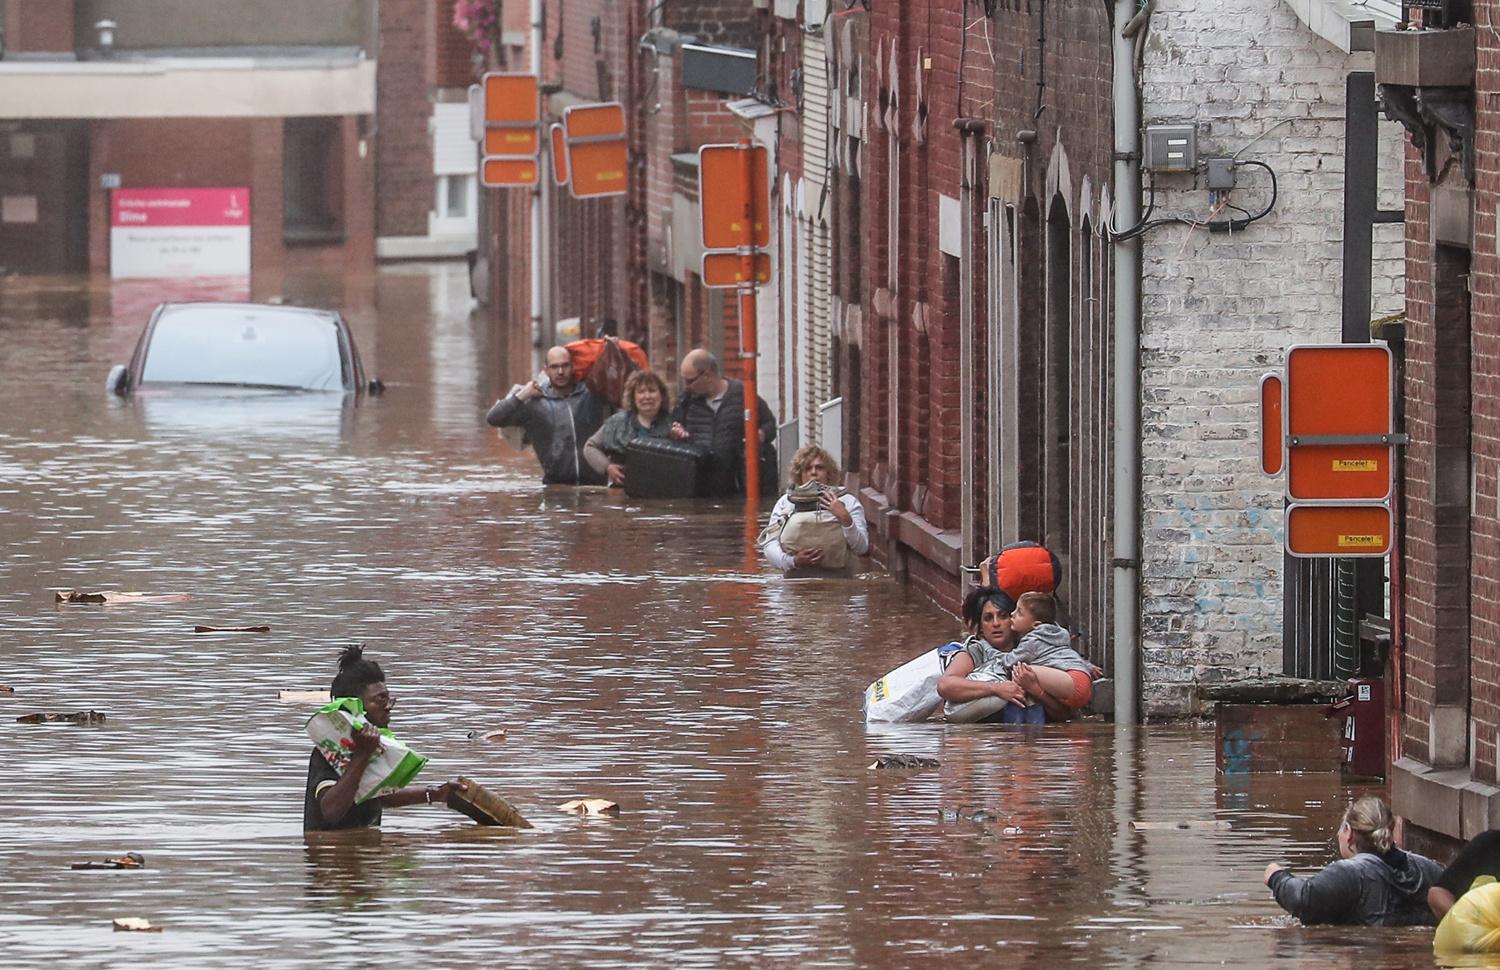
1264;796;1442;926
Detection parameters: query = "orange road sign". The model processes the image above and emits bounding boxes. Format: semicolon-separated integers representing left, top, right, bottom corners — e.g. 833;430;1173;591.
701;252;771;288
562;102;627;199
549;123;569;185
1260;373;1283;476
481;156;539;188
1286;503;1392;557
1285;344;1394;502
699;144;770;250
482;73;539;157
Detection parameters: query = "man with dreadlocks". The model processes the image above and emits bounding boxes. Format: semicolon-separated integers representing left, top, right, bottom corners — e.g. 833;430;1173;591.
303;645;467;831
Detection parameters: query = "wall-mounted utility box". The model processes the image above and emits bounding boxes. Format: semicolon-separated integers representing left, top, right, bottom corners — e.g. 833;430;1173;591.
1143;124;1198;172
681;43;757;96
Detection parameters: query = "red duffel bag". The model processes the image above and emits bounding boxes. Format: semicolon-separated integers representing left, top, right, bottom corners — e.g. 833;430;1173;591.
974;541;1061;600
567;337;650;408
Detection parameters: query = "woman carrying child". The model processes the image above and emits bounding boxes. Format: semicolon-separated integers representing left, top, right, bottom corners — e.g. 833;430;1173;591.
938;589;1096;723
582;370;674;487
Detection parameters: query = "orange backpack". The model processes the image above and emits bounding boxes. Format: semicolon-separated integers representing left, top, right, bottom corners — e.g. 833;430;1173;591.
976;542;1061;599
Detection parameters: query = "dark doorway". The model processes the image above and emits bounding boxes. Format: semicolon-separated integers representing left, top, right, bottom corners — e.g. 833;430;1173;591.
0;122;89;274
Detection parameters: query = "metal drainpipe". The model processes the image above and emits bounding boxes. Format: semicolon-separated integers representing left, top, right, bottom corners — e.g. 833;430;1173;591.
531;0;548;353
1111;0;1142;724
955;117;987;594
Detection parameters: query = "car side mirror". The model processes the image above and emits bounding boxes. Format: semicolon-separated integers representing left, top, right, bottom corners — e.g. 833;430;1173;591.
105;364;130;396
367;377;384;396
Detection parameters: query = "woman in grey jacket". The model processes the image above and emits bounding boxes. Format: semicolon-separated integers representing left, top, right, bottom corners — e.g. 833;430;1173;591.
1264;797;1442;927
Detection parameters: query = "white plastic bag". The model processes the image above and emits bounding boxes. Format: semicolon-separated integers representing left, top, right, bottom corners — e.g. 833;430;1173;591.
863;643;966;723
305;697;428;804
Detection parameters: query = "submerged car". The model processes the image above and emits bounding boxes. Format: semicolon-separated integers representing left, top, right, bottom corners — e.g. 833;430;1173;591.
106;302;382;396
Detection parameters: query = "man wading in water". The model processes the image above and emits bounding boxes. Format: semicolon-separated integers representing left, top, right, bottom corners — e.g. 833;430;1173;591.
303;646;467;831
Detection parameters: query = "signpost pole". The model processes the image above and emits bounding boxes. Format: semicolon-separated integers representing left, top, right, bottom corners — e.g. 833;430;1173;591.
737;139;760;507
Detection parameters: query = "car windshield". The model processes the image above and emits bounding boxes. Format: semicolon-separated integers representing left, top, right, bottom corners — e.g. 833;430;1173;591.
139;306;346;391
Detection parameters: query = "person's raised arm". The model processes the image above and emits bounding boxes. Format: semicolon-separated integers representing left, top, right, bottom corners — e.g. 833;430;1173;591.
838;495;869;555
937;650;1026;705
485;384;533;428
316;723;380;826
1265;860;1361;925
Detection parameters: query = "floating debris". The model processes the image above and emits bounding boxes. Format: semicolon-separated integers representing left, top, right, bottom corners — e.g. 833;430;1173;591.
72;852;145;871
1129;820;1232;832
448;777;532;828
277;690;330;703
0;686;13;695
16;711;106;725
55;589;192;605
112;918;162;932
868;754;940;770
193;624;271;634
559;798;620;817
466;729;507;742
938;807;997;824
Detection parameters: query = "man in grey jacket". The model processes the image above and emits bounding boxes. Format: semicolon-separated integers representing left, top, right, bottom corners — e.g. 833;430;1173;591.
485;346;606;485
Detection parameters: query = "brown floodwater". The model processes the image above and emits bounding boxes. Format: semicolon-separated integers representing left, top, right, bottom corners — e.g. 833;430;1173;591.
0;265;1445;967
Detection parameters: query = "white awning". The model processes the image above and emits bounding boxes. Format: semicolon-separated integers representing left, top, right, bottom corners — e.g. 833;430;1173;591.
0;57;374;119
1284;0;1400;53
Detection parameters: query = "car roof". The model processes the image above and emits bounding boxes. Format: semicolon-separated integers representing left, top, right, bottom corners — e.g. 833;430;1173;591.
153;301;343;324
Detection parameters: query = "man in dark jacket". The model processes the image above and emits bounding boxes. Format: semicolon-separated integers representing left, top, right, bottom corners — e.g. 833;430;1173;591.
485;346;606;485
669;348;777;497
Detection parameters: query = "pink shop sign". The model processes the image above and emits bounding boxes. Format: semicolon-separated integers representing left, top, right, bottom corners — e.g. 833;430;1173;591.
110;188;251;279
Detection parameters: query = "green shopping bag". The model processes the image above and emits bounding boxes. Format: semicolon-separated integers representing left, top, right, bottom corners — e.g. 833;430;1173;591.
305;696;428;804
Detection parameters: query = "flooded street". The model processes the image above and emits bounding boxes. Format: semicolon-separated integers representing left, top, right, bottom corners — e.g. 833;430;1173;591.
0;265;1434;967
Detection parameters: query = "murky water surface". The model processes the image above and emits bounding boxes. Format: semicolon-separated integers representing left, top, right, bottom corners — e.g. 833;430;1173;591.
0;267;1438;967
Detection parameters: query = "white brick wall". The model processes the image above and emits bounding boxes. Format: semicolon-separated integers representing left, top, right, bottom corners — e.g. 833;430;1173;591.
1137;0;1404;714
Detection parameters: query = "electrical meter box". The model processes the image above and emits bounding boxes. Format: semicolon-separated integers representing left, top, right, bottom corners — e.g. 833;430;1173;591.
1143;124;1198;172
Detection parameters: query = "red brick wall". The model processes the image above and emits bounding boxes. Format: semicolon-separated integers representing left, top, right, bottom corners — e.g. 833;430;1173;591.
6;0;74;52
1398;13;1500;781
855;1;1114;620
435;0;476;89
1475;16;1500;784
376;0;436;238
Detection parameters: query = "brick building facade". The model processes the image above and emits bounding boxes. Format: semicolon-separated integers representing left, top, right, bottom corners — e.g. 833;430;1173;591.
1378;7;1500;845
0;1;377;285
849;0;1117;656
483;0;764;392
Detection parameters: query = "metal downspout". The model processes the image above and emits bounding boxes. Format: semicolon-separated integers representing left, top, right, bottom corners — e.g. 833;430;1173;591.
1111;0;1143;723
530;0;547;355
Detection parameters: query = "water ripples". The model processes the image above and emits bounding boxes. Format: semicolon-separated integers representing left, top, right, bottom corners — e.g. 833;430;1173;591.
0;266;1434;967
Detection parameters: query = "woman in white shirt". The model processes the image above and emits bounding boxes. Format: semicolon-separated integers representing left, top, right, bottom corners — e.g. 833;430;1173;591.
760;446;869;574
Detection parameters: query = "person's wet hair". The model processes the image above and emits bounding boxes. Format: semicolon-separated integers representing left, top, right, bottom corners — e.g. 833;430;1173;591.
1342;796;1395;854
962;586;1015;630
330;644;384;698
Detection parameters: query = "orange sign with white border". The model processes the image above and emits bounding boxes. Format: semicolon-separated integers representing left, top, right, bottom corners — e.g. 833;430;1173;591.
482;73;539;158
702;252;771;287
698;144;770;251
562;102;627;199
1285;344;1394;502
1286;503;1392;557
481;156;538;188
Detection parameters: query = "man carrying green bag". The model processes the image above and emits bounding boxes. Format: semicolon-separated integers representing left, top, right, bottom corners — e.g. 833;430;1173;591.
303;645;468;831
